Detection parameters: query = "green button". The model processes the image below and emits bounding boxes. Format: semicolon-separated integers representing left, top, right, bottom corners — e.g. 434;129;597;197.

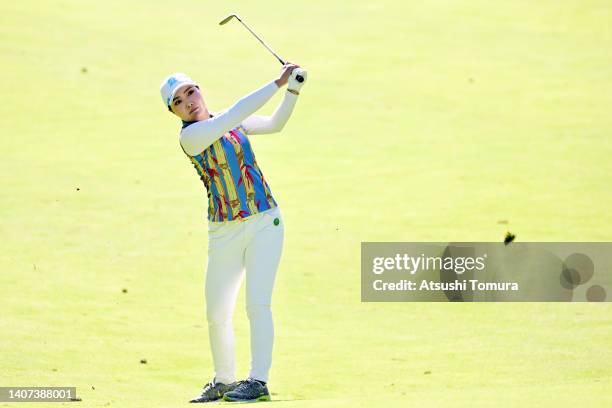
273;217;280;226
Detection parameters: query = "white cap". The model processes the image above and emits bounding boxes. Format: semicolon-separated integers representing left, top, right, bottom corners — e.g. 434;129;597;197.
160;73;197;108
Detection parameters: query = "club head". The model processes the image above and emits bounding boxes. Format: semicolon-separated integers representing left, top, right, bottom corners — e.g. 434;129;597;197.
219;13;240;25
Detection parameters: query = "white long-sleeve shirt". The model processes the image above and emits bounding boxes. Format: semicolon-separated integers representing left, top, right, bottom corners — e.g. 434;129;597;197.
179;80;299;156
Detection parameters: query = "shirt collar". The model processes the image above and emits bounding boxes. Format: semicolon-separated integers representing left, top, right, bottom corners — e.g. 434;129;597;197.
182;112;215;129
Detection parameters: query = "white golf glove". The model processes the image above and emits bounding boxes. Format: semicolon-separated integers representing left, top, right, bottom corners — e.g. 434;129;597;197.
288;68;307;93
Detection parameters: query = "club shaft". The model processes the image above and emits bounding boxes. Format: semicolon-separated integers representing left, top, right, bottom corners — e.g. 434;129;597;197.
235;17;286;65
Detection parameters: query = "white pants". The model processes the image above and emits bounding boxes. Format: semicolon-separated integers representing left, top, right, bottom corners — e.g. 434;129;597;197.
205;206;284;384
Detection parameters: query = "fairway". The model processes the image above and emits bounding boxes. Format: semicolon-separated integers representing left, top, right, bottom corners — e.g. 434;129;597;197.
1;0;612;407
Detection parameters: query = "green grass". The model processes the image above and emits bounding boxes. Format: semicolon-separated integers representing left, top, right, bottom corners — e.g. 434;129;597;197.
1;0;612;406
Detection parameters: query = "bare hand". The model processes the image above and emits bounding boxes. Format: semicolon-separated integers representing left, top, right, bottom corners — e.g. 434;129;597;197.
275;63;300;87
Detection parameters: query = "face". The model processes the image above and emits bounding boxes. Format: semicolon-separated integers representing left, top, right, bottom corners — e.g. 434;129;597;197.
169;84;210;121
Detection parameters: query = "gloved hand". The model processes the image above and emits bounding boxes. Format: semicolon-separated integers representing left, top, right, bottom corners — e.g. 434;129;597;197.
288;68;307;93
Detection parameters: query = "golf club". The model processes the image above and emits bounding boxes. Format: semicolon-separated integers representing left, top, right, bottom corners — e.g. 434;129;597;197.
219;13;304;83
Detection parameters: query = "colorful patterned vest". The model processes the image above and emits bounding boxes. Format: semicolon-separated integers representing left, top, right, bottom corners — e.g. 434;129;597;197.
181;123;278;222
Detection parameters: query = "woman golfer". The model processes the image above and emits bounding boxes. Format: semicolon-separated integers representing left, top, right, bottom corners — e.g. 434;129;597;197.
160;63;306;403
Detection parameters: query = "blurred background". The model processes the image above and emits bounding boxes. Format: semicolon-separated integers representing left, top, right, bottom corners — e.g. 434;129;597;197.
1;1;611;406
